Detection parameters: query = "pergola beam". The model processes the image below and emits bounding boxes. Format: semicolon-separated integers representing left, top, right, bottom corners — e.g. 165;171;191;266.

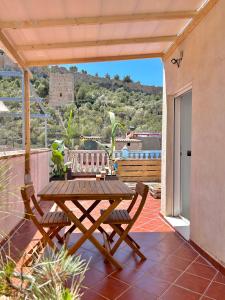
0;11;197;30
0;29;27;69
17;35;176;51
164;0;219;59
26;52;163;67
23;70;31;177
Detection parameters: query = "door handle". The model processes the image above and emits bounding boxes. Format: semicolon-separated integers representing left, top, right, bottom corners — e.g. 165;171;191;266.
187;150;191;157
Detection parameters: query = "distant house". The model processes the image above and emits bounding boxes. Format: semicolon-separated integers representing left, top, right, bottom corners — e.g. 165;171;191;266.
126;131;161;150
80;136;101;150
115;138;142;150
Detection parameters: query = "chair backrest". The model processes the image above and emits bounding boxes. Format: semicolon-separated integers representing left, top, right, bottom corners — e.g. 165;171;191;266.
128;182;149;223
21;184;44;220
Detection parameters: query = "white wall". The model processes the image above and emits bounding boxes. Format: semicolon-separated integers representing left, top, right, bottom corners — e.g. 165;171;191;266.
162;0;225;266
0;149;50;243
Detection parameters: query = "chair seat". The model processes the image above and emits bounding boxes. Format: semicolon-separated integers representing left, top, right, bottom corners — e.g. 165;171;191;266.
40;211;71;227
100;209;131;224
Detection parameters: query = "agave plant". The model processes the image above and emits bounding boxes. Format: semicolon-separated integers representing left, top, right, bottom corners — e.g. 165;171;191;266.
0;247;89;299
0;161;88;299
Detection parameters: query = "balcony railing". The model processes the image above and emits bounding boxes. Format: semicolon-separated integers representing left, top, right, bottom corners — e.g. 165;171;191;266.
67;149;161;173
67;150;110;173
115;149;161;159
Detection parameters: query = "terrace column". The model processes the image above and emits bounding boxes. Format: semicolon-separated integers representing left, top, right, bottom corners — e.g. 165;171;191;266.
23;69;31;183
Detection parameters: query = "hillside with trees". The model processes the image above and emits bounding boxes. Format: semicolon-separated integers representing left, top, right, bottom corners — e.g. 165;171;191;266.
0;66;162;150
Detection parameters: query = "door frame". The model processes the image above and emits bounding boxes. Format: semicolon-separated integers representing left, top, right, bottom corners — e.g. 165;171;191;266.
173;86;192;217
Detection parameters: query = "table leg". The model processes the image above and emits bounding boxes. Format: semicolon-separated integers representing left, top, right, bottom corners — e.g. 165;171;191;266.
55;199;122;269
72;201;111;238
64;200;100;237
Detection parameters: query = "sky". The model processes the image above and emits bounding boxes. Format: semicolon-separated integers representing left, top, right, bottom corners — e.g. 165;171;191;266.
65;58;163;87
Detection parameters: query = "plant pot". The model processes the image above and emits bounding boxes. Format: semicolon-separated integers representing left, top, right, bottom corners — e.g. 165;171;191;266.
67;167;73;180
50;175;65;181
105;174;119;181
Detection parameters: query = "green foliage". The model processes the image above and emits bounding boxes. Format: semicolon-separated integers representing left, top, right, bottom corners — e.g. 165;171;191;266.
69;66;78;73
0;67;162;150
59;108;78;149
51;140;67;177
109;111;125;157
123;75;132;83
91;112;124;160
0;247;88;299
105;73;110;79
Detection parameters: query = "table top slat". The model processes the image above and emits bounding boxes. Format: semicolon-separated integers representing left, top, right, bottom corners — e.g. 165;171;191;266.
38;180;134;201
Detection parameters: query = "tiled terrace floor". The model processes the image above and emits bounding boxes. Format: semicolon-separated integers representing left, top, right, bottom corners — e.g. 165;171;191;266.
3;194;225;299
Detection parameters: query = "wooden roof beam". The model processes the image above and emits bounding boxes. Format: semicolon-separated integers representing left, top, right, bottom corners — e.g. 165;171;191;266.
164;0;219;59
26;53;163;67
0;11;197;30
0;29;27;69
17;35;176;51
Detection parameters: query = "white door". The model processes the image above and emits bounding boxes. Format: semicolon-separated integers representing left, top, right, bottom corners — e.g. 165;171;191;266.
174;91;192;220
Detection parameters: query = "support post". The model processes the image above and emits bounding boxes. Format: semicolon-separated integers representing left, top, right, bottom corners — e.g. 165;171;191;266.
44;118;48;148
21;72;25;147
23;70;31;180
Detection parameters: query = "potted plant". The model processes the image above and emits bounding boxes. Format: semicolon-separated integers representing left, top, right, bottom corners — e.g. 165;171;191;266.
50;140;70;181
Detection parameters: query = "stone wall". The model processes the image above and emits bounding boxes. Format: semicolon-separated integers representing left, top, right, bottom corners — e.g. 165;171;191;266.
49;72;74;107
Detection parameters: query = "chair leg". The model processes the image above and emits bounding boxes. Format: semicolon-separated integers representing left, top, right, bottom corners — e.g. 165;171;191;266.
48;226;64;244
109;227;140;249
55;233;64;243
108;230;116;243
110;224;146;261
117;225;141;249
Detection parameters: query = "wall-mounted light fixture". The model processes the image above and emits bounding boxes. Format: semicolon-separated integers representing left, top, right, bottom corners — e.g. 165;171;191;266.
171;51;183;68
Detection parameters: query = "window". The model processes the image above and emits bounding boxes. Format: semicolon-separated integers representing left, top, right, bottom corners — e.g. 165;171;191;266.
59;93;62;97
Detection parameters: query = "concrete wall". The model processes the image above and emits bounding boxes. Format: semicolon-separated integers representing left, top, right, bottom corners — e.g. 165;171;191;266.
162;0;225;266
0;149;50;243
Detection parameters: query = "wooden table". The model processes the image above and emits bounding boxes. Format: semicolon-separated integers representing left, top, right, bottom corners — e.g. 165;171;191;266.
38;180;135;269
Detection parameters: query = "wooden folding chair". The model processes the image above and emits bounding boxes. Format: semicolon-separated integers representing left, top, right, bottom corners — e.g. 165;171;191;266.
100;182;149;261
21;184;71;252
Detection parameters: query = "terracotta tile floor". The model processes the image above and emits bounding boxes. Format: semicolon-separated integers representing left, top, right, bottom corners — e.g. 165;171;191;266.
2;194;225;299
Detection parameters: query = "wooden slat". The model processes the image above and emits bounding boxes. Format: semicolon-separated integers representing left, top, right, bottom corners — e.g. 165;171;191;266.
118;165;161;171
38;180;134;201
26;53;163;67
17;35;176;51
117;159;161;166
0;11;197;29
120;176;160;182
118;170;161;177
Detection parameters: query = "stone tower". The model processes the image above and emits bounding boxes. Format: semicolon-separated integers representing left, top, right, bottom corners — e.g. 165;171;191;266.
49;72;74;107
